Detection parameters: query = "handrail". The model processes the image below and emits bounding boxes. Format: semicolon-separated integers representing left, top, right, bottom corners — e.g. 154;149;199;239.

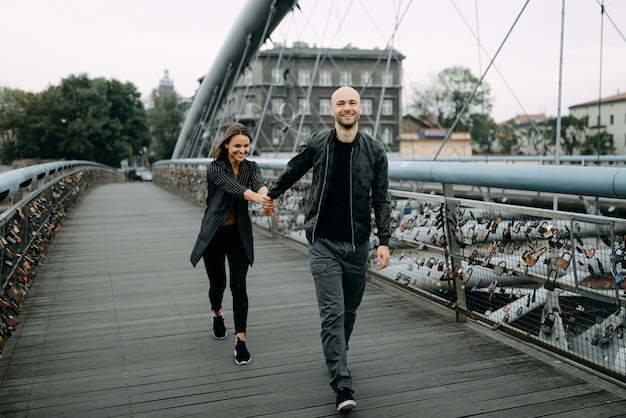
0;161;117;203
153;158;626;199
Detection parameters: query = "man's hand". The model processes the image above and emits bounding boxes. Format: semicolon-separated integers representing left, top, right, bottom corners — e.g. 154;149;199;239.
376;245;390;270
261;195;275;217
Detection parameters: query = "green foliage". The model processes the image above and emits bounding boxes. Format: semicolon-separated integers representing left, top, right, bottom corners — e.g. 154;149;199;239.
0;74;149;166
494;118;518;154
542;115;588;156
580;131;615;155
411;66;493;141
146;89;186;160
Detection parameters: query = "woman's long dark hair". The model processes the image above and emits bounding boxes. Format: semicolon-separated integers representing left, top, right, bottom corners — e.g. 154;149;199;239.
212;123;253;159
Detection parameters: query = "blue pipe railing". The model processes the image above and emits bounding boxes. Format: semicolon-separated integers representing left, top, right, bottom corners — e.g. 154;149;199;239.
0;161;117;204
154;157;626;199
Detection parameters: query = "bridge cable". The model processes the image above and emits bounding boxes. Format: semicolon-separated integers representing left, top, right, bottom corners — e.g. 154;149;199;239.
432;0;530;161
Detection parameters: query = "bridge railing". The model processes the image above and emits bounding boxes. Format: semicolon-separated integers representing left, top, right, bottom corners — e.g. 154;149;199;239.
154;158;626;381
0;162;123;356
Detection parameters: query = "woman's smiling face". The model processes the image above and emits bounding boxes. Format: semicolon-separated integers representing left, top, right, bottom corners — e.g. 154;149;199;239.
225;134;251;164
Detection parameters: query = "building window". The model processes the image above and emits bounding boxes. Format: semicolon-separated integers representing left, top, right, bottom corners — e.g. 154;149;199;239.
382;127;392;144
361;71;371;87
610;114;614;125
382;99;393;115
272;127;282;145
298;70;311;86
362;99;373;116
319;70;332;86
244;98;255;115
272;98;284;115
340;71;352;86
298;98;311;115
382;71;393;87
300;126;311;139
245;70;254;86
272;69;283;85
361;126;373;136
319;98;331;114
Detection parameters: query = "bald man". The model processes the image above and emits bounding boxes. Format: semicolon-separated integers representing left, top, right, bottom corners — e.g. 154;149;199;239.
263;86;391;411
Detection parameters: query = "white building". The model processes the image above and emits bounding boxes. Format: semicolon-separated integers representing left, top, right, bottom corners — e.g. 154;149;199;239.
569;92;626;155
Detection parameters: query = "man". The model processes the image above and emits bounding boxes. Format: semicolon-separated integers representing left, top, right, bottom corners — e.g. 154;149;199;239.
262;86;391;411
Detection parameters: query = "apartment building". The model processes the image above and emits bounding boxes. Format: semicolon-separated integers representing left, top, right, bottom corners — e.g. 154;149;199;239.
223;42;405;156
569;92;626;155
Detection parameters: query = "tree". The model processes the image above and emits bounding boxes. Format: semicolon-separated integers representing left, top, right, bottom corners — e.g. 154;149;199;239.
146;88;186;161
494;118;519;154
0;74;149;167
580;131;615;156
542;115;588;156
411;66;494;151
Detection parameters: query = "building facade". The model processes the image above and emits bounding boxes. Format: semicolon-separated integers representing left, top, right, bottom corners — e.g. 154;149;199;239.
569;92;626;155
220;42;405;157
399;115;472;159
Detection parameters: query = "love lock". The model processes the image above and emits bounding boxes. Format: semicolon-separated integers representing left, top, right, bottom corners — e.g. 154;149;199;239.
612;266;624;285
543;225;555;239
544;250;553;265
522;246;546;268
554;251;572;270
541;311;556;336
425;257;436;268
544;269;558;291
585;248;596;259
493;261;507;276
462;268;473;282
537;221;548;235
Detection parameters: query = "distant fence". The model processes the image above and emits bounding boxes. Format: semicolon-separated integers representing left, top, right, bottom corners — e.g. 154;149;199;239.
153;158;626;382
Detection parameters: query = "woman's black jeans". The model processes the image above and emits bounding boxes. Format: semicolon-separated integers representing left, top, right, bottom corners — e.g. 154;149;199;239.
202;224;249;334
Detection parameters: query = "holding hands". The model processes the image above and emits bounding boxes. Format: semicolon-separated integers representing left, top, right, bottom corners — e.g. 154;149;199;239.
261;195;275;217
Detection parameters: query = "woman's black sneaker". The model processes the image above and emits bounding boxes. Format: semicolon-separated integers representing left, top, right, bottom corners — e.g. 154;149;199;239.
234;339;251;365
212;314;227;340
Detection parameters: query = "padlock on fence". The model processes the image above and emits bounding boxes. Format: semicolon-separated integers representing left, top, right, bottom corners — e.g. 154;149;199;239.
522;246;546;268
612;266;624;285
426;257;436;268
544;269;558;291
543;225;555;239
544;250;553;265
463;267;473;283
537;221;548;235
493;260;507;276
585;248;596;259
554;251;572;270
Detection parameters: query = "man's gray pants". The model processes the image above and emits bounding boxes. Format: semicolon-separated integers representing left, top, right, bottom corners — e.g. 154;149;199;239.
308;238;369;392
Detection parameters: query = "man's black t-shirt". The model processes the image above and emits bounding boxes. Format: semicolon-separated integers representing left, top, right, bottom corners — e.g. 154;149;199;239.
315;137;353;242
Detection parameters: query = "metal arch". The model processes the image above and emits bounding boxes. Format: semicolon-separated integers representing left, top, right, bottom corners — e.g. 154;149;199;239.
172;0;300;159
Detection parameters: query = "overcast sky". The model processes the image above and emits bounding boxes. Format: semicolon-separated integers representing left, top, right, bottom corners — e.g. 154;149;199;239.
2;0;625;122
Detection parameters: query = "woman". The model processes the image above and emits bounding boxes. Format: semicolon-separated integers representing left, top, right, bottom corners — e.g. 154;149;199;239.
190;122;269;365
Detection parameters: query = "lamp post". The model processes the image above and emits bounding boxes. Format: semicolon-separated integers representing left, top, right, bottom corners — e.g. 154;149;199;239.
58;118;67;160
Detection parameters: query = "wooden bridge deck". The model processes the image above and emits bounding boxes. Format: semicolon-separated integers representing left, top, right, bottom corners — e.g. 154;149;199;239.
0;182;624;417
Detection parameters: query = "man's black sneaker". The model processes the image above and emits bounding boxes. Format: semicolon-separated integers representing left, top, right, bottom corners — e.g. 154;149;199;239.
212;314;227;340
336;387;356;411
234;339;251;365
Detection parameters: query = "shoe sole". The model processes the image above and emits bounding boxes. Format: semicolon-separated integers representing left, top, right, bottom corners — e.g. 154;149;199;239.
337;400;356;411
212;331;227;340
